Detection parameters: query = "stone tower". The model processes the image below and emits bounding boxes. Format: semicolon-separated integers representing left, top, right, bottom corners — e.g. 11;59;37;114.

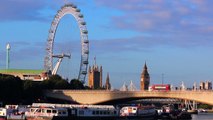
88;65;102;89
140;62;150;90
105;72;111;90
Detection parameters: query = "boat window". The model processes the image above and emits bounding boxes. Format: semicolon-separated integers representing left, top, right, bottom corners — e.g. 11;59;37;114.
62;111;66;114
92;111;95;115
114;111;117;114
52;110;57;113
71;110;75;115
95;111;99;114
36;109;41;113
100;111;103;115
58;111;62;114
133;108;137;110
107;111;110;114
79;110;84;115
103;111;106;115
47;110;51;113
41;109;45;113
30;109;35;112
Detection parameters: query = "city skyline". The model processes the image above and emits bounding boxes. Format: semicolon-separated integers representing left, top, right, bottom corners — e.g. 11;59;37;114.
0;0;213;89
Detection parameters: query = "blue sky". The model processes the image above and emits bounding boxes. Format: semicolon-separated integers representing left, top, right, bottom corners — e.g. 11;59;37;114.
0;0;213;89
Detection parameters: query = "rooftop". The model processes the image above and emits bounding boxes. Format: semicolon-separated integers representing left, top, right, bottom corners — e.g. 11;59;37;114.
0;69;45;74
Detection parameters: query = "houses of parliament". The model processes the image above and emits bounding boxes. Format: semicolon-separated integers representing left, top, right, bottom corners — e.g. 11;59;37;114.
88;64;111;90
88;61;150;91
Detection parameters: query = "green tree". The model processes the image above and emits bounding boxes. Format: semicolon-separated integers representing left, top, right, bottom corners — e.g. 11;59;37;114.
22;80;43;103
198;104;213;109
0;74;23;104
40;75;70;89
70;79;85;89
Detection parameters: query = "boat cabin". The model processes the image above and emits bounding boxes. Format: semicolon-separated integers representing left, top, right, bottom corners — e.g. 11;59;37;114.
76;107;118;117
25;107;68;117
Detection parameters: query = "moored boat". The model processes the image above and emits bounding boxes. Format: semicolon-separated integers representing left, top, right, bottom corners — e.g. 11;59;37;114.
74;105;119;120
0;108;6;120
160;104;192;119
25;106;69;120
5;105;25;120
25;104;119;120
119;106;158;119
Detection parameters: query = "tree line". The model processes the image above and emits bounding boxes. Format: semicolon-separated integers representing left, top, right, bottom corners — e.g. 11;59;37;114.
0;74;87;105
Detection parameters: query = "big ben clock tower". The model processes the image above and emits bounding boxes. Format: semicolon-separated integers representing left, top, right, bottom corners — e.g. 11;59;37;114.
140;62;150;90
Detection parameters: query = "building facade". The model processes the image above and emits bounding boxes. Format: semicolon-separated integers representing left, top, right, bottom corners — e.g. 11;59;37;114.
140;63;150;90
88;65;102;89
199;81;212;90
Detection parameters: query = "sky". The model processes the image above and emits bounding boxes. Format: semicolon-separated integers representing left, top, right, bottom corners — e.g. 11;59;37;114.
0;0;213;89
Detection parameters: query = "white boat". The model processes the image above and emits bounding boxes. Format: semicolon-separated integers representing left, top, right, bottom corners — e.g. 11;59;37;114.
160;104;192;119
25;106;69;120
75;105;119;120
5;105;25;120
120;106;157;119
30;103;120;120
0;108;6;120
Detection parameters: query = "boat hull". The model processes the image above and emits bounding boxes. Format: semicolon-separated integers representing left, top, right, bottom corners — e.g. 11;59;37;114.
7;115;25;120
0;117;6;120
26;116;157;120
26;116;119;120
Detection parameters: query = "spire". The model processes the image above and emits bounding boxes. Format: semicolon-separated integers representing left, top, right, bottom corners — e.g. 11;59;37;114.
106;72;109;83
105;72;111;90
142;62;149;76
88;66;91;72
94;56;96;66
100;66;102;72
129;80;137;91
144;61;147;70
120;82;128;91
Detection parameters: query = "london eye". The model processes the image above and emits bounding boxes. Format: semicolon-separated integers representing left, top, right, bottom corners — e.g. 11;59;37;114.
44;3;89;83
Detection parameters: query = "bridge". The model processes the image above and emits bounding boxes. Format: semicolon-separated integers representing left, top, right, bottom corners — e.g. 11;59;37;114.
45;90;213;105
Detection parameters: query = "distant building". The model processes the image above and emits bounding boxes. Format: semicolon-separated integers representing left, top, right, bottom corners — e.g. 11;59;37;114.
205;81;212;90
200;81;212;90
200;81;205;90
0;69;48;81
104;73;111;90
88;65;102;89
140;62;150;90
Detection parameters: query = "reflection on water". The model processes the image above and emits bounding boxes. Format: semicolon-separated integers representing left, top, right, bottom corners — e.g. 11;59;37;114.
115;113;213;120
50;113;213;120
191;113;213;120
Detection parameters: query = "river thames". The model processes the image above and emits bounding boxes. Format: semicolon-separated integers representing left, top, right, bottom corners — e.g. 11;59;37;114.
191;113;213;120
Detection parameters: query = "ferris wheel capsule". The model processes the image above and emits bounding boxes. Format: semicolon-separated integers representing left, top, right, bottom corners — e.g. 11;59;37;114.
72;5;77;8
83;40;89;43
80;22;86;25
82;30;88;34
84;50;89;54
81;71;87;75
83;60;89;64
78;14;84;18
75;9;81;12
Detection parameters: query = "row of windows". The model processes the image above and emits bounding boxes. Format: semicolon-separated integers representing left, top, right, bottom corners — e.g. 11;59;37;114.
79;110;117;115
30;109;67;115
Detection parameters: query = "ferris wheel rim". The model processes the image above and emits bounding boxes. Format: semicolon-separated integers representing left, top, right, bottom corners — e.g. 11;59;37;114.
44;3;89;83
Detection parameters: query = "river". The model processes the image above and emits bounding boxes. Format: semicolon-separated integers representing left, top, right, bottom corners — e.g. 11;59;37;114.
191;113;213;120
